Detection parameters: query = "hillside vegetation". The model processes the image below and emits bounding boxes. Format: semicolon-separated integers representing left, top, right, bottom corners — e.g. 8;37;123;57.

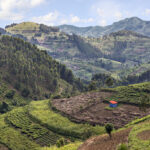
59;17;150;37
0;82;150;149
0;35;84;100
5;22;150;81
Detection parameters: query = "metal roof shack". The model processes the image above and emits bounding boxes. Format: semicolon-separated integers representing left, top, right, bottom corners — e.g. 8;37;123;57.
109;101;118;108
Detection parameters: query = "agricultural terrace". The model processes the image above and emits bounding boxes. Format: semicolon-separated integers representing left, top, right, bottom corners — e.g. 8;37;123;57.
28;100;105;139
52;88;150;128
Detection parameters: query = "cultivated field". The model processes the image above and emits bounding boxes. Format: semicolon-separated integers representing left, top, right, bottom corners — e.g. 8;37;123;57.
78;128;131;150
52;91;150;128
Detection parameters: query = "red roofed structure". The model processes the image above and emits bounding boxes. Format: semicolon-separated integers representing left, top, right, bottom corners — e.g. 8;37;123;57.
109;101;118;107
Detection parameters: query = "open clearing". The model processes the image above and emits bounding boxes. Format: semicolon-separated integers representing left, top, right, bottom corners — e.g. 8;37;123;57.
78;128;131;150
52;91;150;128
137;130;150;140
0;144;8;150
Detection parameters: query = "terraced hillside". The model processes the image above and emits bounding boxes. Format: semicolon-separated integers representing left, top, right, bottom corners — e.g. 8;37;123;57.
0;98;107;150
0;81;150;149
5;23;150;80
79;118;150;150
52;82;150;128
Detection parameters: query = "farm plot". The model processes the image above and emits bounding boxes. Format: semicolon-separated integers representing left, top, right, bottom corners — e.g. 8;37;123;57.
52;91;150;128
6;107;60;146
78;128;131;150
28;100;105;139
0;114;39;150
128;120;150;150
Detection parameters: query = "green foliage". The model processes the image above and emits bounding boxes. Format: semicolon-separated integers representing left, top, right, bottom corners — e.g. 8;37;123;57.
108;82;150;105
5;90;16;99
105;123;113;138
41;142;82;150
0;114;39;150
28;100;105;139
56;138;65;148
21;88;30;97
117;143;128;150
0;102;10;113
128;120;150;150
105;77;114;87
139;93;150;112
0;35;84;99
88;81;97;91
6;107;60;146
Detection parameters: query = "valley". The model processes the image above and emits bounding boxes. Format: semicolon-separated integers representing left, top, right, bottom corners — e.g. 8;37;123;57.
0;16;150;150
4;21;150;81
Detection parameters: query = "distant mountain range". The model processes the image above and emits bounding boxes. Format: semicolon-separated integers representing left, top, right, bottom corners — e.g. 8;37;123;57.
58;17;150;37
2;17;150;81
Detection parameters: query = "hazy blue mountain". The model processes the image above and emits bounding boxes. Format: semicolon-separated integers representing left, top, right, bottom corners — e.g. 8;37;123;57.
58;17;150;37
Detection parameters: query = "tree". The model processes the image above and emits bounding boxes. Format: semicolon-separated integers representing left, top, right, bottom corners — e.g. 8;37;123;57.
139;94;150;113
21;88;30;97
56;138;65;148
5;90;16;99
105;123;113;139
105;77;114;87
88;81;97;91
0;102;10;113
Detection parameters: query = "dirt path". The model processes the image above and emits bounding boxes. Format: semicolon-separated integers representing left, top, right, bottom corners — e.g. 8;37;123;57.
78;128;131;150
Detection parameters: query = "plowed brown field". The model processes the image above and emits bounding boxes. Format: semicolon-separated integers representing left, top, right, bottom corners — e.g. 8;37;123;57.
52;91;150;128
78;128;131;150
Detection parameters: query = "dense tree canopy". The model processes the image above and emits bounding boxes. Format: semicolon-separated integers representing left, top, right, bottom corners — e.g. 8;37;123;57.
0;35;84;99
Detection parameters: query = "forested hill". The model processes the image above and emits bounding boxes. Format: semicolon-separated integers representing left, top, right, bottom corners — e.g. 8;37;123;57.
0;35;84;100
5;22;150;81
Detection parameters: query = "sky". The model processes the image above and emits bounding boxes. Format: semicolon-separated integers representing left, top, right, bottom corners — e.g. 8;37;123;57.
0;0;150;28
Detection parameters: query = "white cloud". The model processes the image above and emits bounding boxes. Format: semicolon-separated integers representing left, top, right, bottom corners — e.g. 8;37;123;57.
32;11;59;25
31;12;94;26
97;8;105;17
99;19;107;26
0;0;45;21
70;15;94;24
0;11;23;21
92;1;127;25
115;11;123;20
30;0;45;7
70;15;80;23
145;9;150;15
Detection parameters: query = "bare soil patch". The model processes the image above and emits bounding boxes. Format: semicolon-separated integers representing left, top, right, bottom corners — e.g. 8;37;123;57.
0;144;9;150
137;130;150;140
78;128;131;150
52;91;150;128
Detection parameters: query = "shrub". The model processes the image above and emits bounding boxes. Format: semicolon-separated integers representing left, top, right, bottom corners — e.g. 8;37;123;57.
5;90;16;99
105;123;113;139
56;138;65;147
21;88;30;97
117;143;128;150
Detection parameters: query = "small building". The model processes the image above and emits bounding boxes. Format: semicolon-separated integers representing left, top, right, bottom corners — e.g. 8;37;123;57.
109;101;118;108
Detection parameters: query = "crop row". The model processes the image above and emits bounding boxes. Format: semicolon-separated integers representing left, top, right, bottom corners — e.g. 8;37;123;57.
6;107;60;146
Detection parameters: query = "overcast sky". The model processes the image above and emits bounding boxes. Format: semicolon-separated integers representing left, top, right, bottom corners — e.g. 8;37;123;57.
0;0;150;27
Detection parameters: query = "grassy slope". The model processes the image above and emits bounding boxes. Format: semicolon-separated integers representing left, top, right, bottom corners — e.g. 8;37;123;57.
105;82;150;104
128;120;150;150
28;100;105;139
41;142;82;150
0;114;40;150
